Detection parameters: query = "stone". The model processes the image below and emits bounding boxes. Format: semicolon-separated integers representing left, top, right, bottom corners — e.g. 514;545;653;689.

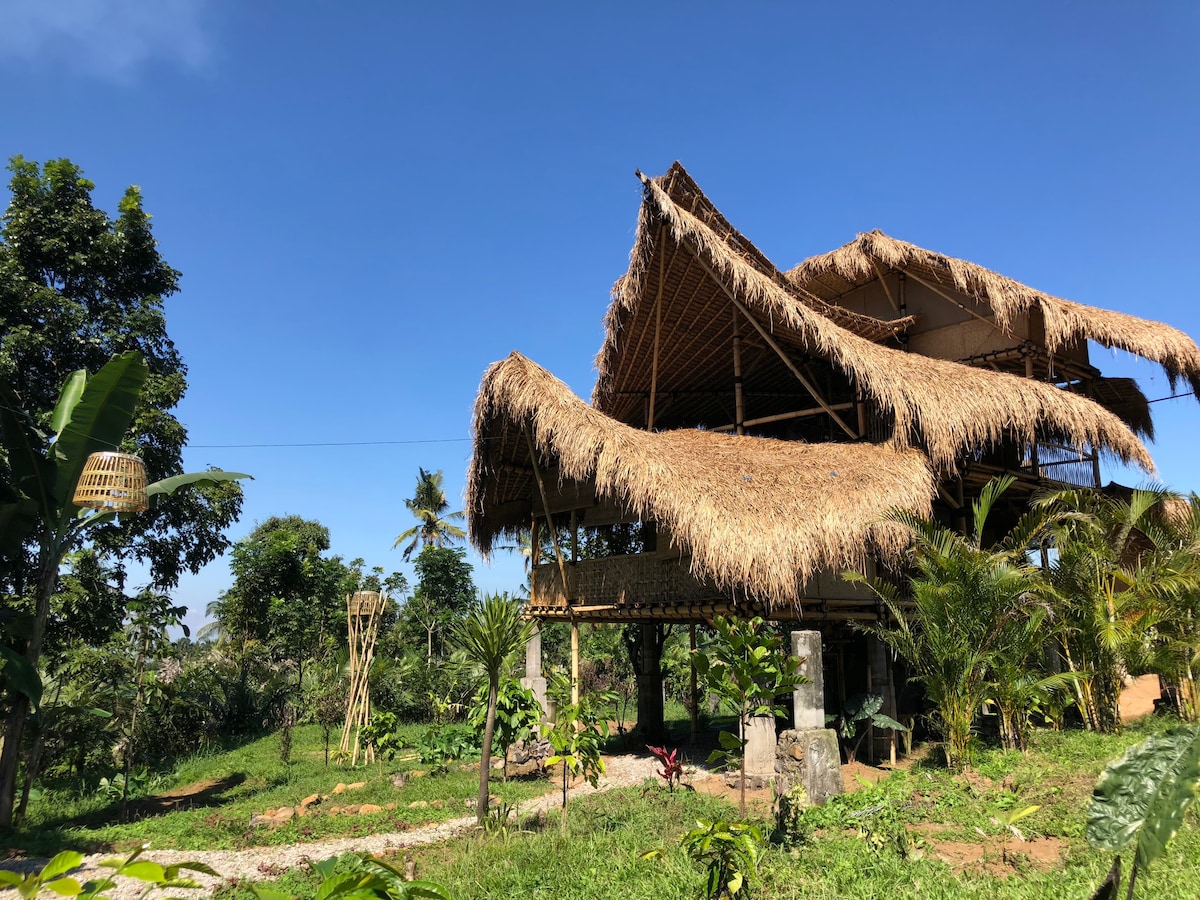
386;802;397;811
410;770;427;778
791;631;826;730
332;782;348;795
408;800;429;809
328;805;342;815
744;715;777;779
430;800;445;809
360;804;383;814
390;773;408;789
300;793;321;809
775;728;843;805
348;781;367;790
341;804;360;815
274;806;294;821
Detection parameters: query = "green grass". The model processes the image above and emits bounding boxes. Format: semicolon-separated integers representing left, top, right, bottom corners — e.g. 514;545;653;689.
218;718;1197;900
11;725;546;854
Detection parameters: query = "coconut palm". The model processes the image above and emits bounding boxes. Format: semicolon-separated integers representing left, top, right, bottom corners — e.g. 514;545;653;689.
393;468;466;560
451;593;532;824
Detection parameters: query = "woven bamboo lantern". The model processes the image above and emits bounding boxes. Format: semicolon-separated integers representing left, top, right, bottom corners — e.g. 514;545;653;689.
72;451;149;513
348;591;382;617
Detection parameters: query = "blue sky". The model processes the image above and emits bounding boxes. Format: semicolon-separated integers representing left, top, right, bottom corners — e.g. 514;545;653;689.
3;2;1198;634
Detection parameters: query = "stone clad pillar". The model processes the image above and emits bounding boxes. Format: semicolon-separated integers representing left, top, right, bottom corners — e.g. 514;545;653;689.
775;630;843;805
520;622;549;730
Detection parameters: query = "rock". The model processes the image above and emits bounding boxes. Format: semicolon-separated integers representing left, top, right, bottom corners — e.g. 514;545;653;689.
273;806;294;821
328;805;342;815
295;806;308;818
410;770;427;778
386;802;397;810
430;800;444;809
775;728;843;805
342;804;360;815
408;800;429;809
508;738;553;767
300;793;321;808
332;782;348;795
348;781;367;791
390;773;408;789
360;804;383;814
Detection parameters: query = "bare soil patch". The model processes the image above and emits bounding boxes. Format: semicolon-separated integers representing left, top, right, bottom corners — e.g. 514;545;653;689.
928;835;1066;876
1120;674;1161;722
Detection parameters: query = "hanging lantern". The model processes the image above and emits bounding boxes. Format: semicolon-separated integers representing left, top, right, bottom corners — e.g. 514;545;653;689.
347;591;382;618
72;451;149;513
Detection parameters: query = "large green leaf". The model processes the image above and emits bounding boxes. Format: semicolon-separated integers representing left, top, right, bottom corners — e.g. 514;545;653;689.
0;380;56;526
49;370;87;437
52;351;147;528
1087;724;1200;870
146;469;252;500
0;646;43;709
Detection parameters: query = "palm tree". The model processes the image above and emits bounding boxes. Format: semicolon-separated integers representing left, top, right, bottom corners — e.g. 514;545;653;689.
851;476;1056;770
1039;487;1200;731
452;593;532;824
393;468;466;560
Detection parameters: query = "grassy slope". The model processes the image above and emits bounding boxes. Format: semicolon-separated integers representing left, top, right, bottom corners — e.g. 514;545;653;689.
14;725;545;854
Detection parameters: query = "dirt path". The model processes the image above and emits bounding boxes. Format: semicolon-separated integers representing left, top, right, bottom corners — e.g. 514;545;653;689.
3;754;673;899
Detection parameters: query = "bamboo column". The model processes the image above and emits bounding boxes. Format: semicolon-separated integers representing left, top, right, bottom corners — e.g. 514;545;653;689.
339;590;384;766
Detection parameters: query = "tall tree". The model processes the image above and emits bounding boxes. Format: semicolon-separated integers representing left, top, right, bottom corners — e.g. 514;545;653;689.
0;156;244;596
0;352;248;825
404;546;475;659
393;468;465;560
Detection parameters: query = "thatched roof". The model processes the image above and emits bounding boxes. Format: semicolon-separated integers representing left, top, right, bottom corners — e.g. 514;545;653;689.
468;352;937;605
593;164;1154;473
788;230;1200;398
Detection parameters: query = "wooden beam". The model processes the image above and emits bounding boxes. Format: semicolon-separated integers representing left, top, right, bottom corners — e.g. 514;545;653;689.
647;224;666;431
524;425;570;593
892;263;1012;338
711;402;854;433
678;249;859;438
867;257;900;313
732;308;745;435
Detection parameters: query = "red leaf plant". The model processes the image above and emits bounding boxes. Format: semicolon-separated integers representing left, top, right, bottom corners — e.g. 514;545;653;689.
647;744;684;792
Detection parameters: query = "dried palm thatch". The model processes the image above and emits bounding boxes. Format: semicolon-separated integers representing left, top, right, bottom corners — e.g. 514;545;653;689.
468;352;937;605
789;230;1200;397
595;165;1154;473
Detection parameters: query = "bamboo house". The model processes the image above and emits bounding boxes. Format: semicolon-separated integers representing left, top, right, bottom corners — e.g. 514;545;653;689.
466;162;1200;737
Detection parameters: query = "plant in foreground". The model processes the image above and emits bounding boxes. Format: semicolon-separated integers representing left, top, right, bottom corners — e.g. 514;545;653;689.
645;819;764;899
1086;724;1200;899
0;846;217;900
693;616;807;816
255;855;451;900
647;744;684;791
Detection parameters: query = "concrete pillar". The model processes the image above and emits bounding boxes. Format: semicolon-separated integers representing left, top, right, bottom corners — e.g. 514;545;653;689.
520;623;549;730
743;715;777;779
635;622;665;740
792;630;825;730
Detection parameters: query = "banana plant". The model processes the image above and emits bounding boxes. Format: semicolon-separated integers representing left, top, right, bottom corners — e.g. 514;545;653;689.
0;350;250;825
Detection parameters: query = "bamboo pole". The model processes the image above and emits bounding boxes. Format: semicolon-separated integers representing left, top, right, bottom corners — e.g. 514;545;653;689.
689;624;699;744
893;263;1012;337
524;424;570;593
647;225;666;431
711;402;854;432
732;309;745;435
571;621;580;707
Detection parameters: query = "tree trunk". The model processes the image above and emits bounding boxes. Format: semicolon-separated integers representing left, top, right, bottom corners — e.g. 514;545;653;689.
476;680;498;825
0;548;59;827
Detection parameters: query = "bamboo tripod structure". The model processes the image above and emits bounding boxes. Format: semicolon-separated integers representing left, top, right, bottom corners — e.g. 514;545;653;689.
338;590;384;766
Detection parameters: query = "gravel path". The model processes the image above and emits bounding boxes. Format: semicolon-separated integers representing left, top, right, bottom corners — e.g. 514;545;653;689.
3;754;680;899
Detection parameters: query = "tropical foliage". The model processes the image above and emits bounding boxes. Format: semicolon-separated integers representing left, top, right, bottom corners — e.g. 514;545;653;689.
393;468;466;560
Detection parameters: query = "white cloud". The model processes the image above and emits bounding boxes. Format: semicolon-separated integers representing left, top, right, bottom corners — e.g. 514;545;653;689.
0;0;214;79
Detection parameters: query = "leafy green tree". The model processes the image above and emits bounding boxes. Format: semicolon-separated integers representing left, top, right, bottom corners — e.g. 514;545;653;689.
451;593;532;825
467;678;542;780
0;351;248;824
405;546;475;659
0;156;245;596
393;468;465;560
693;615;806;816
